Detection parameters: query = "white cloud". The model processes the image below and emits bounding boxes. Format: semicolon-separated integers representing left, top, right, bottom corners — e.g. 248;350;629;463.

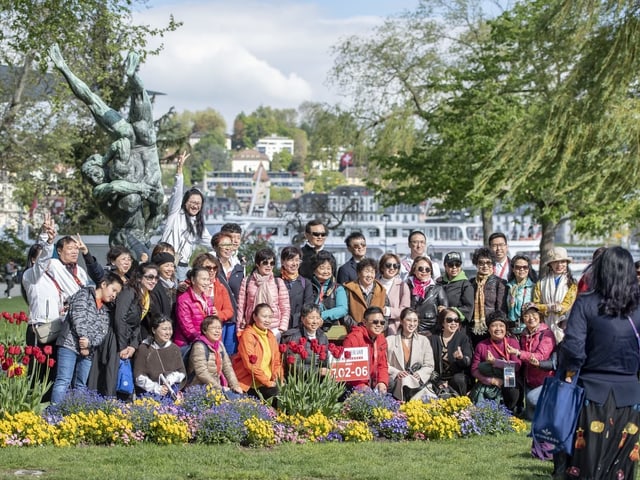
132;0;392;129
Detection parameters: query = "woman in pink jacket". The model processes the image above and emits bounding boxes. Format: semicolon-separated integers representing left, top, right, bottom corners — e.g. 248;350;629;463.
506;302;556;419
236;248;290;340
174;266;214;347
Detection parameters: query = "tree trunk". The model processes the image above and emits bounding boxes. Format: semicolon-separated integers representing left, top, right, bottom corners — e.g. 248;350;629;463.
481;207;493;245
538;218;557;265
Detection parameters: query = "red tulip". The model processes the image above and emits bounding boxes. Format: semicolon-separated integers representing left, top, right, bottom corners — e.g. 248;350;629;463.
4;357;13;367
288;341;296;351
25;346;33;356
14;366;23;376
299;337;307;346
2;312;10;320
18;312;27;322
0;345;5;357
21;355;30;365
43;345;53;356
286;355;296;365
300;349;309;360
35;354;46;364
1;362;9;371
319;351;327;361
278;344;287;353
248;354;258;365
310;338;318;348
8;346;21;356
48;358;56;368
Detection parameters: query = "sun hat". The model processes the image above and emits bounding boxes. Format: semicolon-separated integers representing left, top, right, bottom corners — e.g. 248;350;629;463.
545;247;572;265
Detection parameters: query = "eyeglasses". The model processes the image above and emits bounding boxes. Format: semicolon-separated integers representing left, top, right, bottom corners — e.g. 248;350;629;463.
446;262;462;268
513;265;529;271
310;231;327;238
384;263;400;269
369;320;385;326
203;265;218;271
207;326;223;331
477;260;493;267
260;260;275;266
143;274;159;281
416;266;431;273
350;243;366;248
445;317;460;323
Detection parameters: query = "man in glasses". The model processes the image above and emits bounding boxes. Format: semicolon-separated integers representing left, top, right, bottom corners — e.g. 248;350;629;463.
400;231;441;282
300;219;334;279
337;232;367;284
489;232;510;281
437;252;474;323
343;306;389;394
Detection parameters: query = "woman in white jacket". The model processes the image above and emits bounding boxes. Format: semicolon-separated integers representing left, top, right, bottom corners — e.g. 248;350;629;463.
160;152;211;281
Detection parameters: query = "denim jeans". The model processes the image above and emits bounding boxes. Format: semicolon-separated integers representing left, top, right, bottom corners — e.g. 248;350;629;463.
51;346;92;404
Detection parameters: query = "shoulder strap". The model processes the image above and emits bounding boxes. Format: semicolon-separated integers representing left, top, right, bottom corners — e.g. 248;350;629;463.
628;316;640;354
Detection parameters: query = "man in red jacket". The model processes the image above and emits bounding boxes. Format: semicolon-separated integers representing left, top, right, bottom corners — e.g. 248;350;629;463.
343;306;389;393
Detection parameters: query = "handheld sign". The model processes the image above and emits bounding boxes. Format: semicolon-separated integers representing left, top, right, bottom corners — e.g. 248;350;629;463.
329;346;369;382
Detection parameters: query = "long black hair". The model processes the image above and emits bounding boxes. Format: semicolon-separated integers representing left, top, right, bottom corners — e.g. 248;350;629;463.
592;246;640;317
181;188;206;239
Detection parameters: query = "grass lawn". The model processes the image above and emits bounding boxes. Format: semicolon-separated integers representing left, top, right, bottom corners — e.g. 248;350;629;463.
0;434;553;480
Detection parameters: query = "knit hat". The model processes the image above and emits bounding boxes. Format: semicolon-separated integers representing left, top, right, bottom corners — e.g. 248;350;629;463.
152;252;175;266
485;310;508;329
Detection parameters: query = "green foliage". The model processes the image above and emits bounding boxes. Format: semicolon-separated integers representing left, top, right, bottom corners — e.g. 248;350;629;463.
0;230;27;269
270;186;293;203
305;171;347;193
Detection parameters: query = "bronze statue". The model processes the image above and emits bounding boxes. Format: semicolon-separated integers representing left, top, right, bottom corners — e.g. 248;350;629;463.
48;45;164;259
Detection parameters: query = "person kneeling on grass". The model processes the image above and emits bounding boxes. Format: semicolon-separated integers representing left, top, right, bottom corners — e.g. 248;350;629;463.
342;306;389;394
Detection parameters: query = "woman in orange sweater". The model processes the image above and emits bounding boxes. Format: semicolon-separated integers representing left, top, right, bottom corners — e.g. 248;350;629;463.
232;303;283;404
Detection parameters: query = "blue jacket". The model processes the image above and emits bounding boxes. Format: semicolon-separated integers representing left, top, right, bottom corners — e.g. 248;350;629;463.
560;292;640;407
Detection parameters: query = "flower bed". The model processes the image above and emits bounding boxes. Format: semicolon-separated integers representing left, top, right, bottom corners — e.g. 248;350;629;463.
0;311;527;448
0;386;527;448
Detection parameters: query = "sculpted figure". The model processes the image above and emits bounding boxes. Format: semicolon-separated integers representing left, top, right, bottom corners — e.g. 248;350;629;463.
49;44;164;258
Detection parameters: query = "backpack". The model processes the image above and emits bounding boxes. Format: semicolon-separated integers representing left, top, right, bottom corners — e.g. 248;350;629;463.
183;340;211;384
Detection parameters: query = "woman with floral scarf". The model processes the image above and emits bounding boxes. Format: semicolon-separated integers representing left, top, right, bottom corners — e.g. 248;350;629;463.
506;254;538;331
469;248;508;347
236;248;290;341
407;256;448;335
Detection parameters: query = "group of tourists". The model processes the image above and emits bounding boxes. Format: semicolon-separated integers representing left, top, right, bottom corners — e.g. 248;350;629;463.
18;155;640;478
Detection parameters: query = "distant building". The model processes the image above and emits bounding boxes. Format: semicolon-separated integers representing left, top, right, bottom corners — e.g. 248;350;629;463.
256;134;294;162
231;149;270;173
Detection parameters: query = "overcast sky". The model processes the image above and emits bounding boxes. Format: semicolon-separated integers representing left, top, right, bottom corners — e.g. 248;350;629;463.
133;0;419;130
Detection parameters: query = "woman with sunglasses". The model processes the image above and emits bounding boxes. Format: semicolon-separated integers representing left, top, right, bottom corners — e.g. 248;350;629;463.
378;253;410;335
407;256;448;335
469;247;508;346
506;254;537;331
160;152;212;281
236;248;290;340
88;262;158;398
429;308;473;396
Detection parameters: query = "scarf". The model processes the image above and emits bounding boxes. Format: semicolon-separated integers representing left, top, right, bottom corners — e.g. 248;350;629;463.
411;276;434;298
252;271;274;306
472;274;488;335
540;273;570;342
378;276;394;295
508;278;532;322
198;334;226;387
280;270;299;282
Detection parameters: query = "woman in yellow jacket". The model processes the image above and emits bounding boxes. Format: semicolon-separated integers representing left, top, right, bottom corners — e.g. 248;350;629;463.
232;303;283;404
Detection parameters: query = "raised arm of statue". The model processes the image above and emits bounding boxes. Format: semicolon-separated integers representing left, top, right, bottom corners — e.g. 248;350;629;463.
48;44;135;143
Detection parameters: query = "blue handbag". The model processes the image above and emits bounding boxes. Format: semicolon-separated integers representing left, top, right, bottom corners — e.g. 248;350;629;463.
530;373;584;455
117;359;134;394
